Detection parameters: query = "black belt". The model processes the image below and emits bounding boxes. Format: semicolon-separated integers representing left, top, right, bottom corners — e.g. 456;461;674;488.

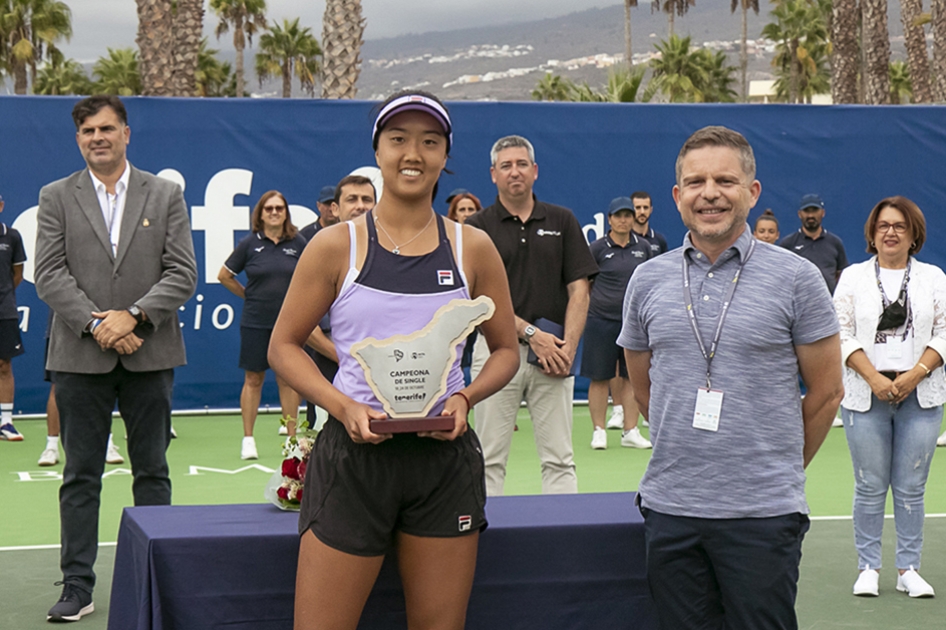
879;370;903;380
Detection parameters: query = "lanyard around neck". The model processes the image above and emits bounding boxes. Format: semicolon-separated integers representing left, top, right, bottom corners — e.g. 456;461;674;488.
682;238;755;389
874;257;911;308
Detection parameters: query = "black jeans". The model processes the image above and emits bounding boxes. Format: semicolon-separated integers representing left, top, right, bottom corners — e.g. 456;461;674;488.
55;365;174;593
641;507;810;630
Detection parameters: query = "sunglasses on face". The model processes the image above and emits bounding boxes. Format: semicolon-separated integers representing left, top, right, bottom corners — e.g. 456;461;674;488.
263;205;286;213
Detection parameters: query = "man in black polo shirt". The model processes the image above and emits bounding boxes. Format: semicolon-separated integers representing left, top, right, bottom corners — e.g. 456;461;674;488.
0;194;27;441
466;135;598;496
778;193;848;294
630;191;668;256
299;185;339;242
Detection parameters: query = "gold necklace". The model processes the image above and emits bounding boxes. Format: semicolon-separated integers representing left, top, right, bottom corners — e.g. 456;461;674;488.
375;212;434;255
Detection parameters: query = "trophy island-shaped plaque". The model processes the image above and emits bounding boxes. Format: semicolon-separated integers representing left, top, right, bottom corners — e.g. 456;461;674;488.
350;295;495;434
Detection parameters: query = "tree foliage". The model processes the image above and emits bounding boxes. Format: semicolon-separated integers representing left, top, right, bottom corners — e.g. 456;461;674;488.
532;66;646;103
93;47;142;96
761;0;830;103
0;0;73;94
210;0;267;98
645;34;737;103
256;17;321;98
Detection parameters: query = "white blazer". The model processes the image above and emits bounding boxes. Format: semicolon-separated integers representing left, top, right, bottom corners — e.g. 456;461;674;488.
834;256;946;411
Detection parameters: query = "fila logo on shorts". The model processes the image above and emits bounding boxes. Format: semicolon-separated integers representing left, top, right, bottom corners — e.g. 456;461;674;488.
458;515;472;532
438;270;454;286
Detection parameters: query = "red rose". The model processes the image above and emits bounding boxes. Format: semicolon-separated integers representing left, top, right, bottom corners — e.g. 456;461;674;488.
281;457;301;480
295;486;304;502
276;485;290;500
298;458;308;480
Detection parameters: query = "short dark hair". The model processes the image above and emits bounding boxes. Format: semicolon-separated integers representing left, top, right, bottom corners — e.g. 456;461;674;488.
675;126;756;184
630;191;651;203
864;196;927;255
250;190;298;240
755;208;779;230
334;175;376;204
72;95;128;130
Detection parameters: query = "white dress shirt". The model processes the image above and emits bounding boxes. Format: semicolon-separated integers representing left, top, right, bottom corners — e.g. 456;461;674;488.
89;163;130;257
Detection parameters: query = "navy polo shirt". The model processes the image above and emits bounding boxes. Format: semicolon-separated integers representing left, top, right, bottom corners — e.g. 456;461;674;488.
299;220;324;242
636;227;668;256
224;232;307;328
778;228;848;294
466;196;598;325
0;223;26;320
588;232;651;321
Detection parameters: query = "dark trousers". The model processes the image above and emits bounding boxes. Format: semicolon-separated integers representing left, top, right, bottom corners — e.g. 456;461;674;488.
55;365;174;593
641;508;810;630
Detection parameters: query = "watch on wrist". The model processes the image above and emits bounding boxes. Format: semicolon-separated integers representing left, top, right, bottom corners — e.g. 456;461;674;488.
523;325;537;341
127;305;145;325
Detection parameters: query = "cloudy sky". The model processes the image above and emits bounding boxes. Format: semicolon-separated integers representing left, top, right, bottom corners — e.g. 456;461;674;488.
66;0;617;62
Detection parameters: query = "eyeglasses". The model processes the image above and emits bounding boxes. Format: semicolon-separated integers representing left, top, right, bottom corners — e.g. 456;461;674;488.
875;222;908;234
263;205;286;213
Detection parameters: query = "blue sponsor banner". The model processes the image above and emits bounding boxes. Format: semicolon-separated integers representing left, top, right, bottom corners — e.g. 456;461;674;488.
3;96;946;413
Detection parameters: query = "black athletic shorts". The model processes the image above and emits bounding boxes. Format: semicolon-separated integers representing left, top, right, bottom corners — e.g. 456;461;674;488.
579;316;627;381
299;416;488;556
0;319;24;361
239;326;272;372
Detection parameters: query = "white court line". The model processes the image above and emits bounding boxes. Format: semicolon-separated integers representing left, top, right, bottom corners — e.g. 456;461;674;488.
3;514;946;552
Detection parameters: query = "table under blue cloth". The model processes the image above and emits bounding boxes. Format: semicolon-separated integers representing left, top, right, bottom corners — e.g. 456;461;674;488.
108;492;655;629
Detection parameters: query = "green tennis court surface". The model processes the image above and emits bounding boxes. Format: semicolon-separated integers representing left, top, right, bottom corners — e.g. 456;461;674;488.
2;408;945;628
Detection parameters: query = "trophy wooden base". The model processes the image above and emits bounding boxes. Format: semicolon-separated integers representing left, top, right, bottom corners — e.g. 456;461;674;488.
369;416;456;434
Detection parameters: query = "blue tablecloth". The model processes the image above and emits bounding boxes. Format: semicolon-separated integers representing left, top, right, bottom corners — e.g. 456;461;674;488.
108;493;654;629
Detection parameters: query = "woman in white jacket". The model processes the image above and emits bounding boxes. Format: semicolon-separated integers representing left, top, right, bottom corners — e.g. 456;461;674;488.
834;196;946;599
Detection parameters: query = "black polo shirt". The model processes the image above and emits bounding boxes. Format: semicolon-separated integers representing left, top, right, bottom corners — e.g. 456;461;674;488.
0;223;26;320
778;228;848;294
224;231;307;329
588;232;651;321
466;196;597;325
299;220;324;242
635;227;668;256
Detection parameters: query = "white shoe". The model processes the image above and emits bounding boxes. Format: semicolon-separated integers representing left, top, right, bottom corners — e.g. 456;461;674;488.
278;424;289;436
832;416;844;428
105;438;124;465
591;427;608;450
606;406;624;430
937;431;946;447
853;568;879;596
641;419;649;427
170;426;178;438
38;447;60;466
241;436;258;460
621;426;652;449
897;568;935;597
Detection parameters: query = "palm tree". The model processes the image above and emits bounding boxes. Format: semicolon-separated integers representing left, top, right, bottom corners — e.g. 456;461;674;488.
900;0;931;103
170;0;204;96
93;47;142;96
935;0;946;101
256;17;321;98
195;39;233;97
831;0;858;103
321;0;364;98
696;49;738;102
210;0;267;98
731;0;759;102
604;65;647;101
651;0;695;38
136;0;173;95
33;53;92;95
532;72;575;101
624;1;639;69
646;34;716;102
862;0;891;104
1;0;72;94
888;60;913;103
762;0;829;104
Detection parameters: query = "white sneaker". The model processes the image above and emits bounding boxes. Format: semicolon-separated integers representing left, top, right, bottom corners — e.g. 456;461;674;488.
606;406;624;430
241;436;258;460
937;431;946;447
853;568;879;596
590;427;608;450
621;427;652;449
897;568;935;597
832;416;844;427
170;426;178;438
641;419;649;427
106;438;124;465
278;424;289;436
38;447;60;466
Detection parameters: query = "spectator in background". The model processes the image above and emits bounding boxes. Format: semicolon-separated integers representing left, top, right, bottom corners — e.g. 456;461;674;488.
630;191;668;256
779;194;849;294
447;191;482;224
583;197;651;450
753;209;780;244
834;196;946;598
0;193;26;441
299;185;339;241
219;191;306;460
466;134;597;496
620;126;842;629
445;187;469;210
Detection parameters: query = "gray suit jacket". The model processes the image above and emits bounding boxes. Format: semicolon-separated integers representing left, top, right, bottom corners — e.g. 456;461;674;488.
35;165;197;373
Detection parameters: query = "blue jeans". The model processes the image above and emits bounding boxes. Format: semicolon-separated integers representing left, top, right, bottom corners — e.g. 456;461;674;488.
842;391;942;570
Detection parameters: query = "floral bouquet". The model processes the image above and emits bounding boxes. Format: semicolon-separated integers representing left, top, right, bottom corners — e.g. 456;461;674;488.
265;417;317;511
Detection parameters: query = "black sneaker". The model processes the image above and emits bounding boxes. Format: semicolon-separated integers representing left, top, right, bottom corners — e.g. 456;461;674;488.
47;582;94;622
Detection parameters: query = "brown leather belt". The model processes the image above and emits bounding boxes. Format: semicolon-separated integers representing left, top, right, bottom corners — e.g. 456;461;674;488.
879;370;903;380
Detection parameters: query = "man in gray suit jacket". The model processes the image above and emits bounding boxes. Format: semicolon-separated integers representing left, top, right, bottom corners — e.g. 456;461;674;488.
35;95;197;623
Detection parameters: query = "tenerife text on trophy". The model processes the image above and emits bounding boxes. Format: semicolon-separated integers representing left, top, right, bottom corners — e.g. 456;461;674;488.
350;295;495;433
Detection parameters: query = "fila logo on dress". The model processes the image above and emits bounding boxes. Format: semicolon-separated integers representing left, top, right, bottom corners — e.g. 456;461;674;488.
438;270;454;286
